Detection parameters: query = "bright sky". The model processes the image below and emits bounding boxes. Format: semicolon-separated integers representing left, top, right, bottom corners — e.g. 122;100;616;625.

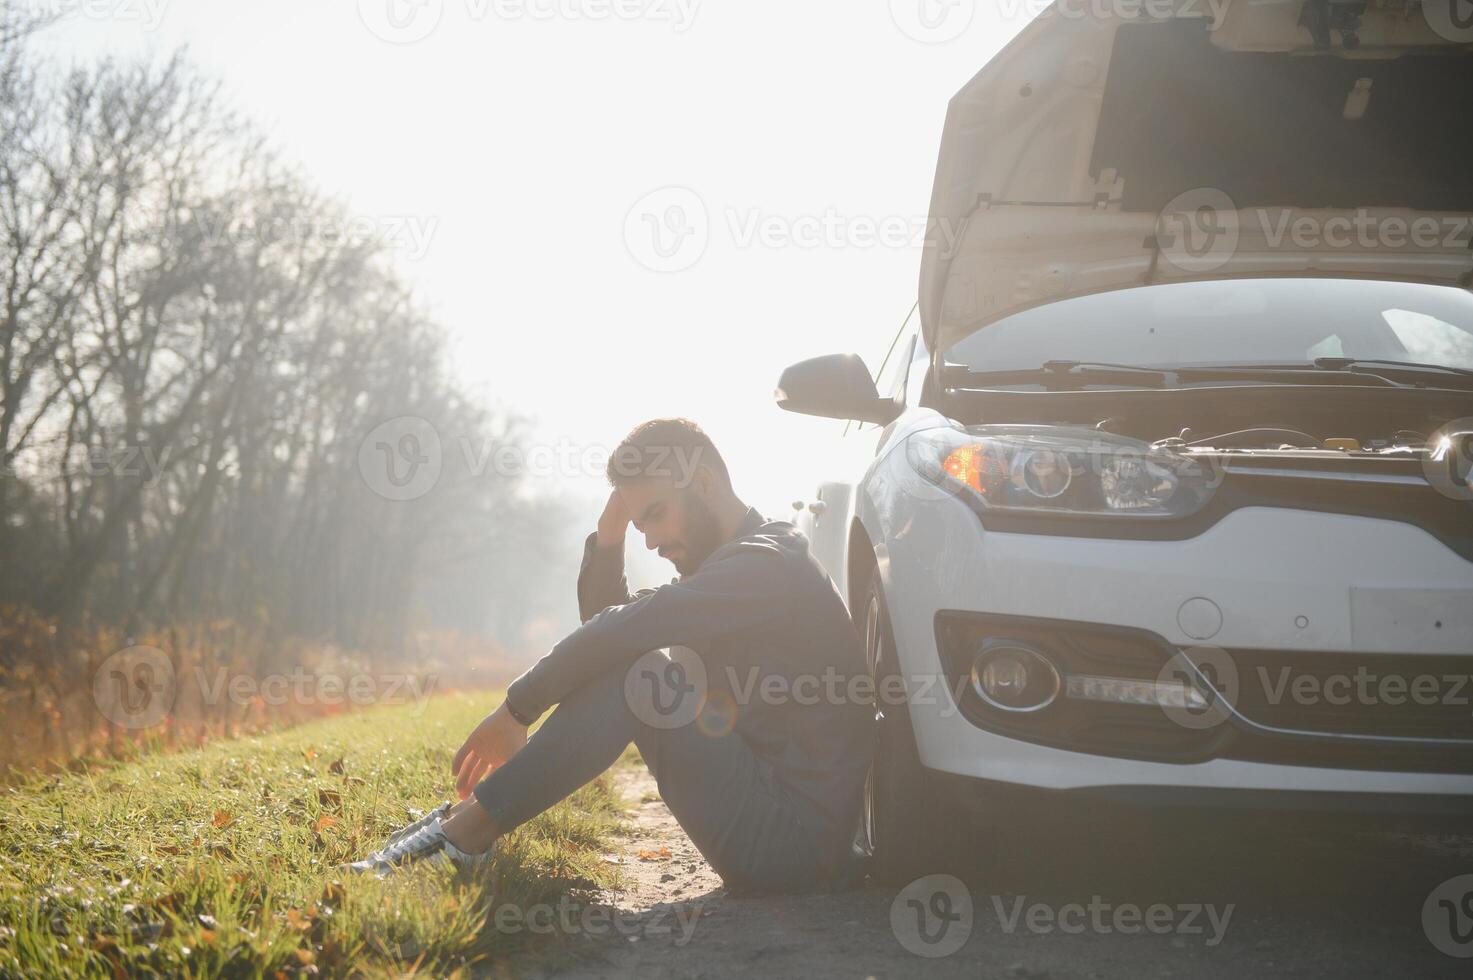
39;0;1032;546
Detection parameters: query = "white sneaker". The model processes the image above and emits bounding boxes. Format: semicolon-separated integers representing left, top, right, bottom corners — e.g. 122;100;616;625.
382;801;453;848
343;816;494;877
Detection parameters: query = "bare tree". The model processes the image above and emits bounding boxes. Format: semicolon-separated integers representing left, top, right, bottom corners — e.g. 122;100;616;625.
1;29;581;662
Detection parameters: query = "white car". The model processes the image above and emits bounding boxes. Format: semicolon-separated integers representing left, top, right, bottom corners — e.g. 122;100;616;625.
777;0;1473;881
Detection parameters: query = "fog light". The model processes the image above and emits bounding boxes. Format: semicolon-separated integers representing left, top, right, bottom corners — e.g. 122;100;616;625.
1065;674;1208;710
970;642;1061;713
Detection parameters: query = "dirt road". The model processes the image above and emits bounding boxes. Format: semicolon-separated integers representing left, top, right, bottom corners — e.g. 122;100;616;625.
484;767;1472;979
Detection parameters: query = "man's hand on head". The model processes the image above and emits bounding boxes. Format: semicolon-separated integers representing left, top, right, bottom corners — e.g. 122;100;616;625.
452;701;529;801
596;488;630;547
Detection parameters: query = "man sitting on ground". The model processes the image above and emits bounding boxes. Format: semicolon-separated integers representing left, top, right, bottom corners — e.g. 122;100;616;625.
347;418;874;896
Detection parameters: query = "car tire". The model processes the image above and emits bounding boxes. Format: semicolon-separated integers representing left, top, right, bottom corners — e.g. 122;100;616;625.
860;571;978;885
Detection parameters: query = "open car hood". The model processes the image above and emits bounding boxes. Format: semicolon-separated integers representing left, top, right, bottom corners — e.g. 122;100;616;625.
919;1;1473;354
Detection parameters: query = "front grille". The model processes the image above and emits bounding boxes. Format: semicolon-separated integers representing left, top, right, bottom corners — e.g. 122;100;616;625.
1228;650;1473;741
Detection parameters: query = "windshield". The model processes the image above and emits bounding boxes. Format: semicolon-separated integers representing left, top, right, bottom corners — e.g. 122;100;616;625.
944;279;1473;374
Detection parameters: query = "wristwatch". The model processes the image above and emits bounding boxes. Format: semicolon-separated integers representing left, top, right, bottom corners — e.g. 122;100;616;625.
504;697;535;727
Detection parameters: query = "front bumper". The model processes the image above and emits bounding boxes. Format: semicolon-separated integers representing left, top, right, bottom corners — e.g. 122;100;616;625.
876;499;1473;799
936;773;1473;826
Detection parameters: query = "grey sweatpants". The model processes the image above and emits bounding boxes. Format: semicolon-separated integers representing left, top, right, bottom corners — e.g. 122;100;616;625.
472;662;826;896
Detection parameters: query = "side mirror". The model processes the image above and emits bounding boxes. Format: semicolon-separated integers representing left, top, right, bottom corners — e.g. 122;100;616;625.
774;353;902;426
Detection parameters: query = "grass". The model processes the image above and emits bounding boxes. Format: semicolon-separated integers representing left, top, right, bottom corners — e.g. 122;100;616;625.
0;691;637;978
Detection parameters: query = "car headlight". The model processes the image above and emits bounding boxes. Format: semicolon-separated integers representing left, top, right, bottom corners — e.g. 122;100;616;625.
906;424;1217;518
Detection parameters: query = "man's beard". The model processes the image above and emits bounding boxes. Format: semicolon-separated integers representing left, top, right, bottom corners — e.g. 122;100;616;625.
672;489;723;576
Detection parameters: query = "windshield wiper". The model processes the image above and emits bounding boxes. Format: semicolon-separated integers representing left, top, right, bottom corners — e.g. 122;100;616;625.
1312;357;1473;379
1040;360;1169;380
1041;361;1406;388
947;359;1410;390
947;360;1170;389
948;357;1473;392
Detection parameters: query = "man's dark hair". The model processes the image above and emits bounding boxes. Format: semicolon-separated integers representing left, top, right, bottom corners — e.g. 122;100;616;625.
606;418;732;492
